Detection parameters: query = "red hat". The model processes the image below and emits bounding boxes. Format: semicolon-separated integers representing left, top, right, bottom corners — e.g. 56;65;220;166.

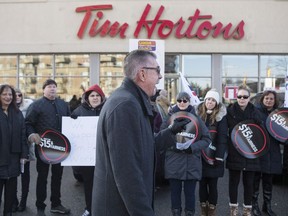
85;84;105;99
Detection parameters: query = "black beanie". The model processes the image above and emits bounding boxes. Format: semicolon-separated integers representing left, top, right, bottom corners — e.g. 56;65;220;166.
42;79;57;89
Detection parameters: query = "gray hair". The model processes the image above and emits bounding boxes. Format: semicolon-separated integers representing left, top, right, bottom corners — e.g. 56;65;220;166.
123;50;157;80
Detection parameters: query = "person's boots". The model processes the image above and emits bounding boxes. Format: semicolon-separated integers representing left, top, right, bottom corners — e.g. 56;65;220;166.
18;196;27;212
262;190;277;216
207;203;216;216
252;190;262;216
229;203;238;216
184;209;195;216
243;204;252;216
200;202;208;216
171;208;182;216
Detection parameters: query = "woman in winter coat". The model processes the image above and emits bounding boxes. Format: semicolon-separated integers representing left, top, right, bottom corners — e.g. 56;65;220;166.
161;92;211;216
12;88;33;212
0;84;28;216
71;84;106;216
196;89;228;216
226;85;262;216
252;90;282;216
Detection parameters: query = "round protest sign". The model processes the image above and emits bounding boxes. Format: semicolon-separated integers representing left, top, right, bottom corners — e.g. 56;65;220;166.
169;111;201;144
37;129;71;164
266;108;288;143
202;129;217;165
231;120;270;159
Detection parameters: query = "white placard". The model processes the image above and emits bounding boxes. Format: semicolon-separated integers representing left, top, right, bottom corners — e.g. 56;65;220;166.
61;116;98;166
129;39;165;89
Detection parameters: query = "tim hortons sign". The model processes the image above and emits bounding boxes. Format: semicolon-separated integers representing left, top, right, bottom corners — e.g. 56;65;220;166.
76;4;245;40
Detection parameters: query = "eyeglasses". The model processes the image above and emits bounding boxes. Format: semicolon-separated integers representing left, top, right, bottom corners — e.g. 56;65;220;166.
177;99;188;103
16;94;22;97
237;95;249;99
142;66;161;75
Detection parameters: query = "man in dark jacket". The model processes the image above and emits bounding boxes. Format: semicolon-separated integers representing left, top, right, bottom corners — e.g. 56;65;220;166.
91;50;189;216
25;79;71;216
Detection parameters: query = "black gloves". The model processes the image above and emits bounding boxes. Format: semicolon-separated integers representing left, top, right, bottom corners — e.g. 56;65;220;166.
169;117;191;134
70;114;78;119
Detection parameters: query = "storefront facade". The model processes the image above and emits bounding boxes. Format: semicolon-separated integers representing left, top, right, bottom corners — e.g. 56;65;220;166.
0;0;287;103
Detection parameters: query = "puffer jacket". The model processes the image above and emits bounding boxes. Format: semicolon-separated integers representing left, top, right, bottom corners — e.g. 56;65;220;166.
162;104;211;180
25;96;71;135
256;103;282;174
196;102;228;178
226;102;261;171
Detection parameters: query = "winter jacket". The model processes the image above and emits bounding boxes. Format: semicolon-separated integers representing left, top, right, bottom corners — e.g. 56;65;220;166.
92;78;174;216
226;102;261;171
256;103;282;174
0;106;28;179
162;104;211;181
25;96;71;136
196;102;228;178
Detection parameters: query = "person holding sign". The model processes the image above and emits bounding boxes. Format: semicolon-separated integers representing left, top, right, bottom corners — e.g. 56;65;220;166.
91;50;191;216
0;84;28;216
161;92;211;216
226;85;262;216
71;84;106;216
25;79;71;216
195;89;228;216
252;90;282;216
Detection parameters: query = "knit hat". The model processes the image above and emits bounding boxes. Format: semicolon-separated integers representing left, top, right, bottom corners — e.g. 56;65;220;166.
42;79;57;89
176;92;190;102
204;89;220;104
84;84;105;100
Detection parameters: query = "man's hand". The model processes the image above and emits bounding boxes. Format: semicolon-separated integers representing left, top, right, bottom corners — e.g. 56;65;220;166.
28;133;41;145
169;117;191;134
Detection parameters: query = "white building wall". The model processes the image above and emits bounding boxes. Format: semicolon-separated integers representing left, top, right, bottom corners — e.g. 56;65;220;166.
0;0;287;54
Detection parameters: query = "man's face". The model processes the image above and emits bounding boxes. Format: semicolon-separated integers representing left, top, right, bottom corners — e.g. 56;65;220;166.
43;84;57;100
142;57;162;97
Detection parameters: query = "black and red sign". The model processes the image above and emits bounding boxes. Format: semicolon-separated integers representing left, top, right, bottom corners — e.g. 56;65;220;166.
37;129;71;164
231;120;270;159
169;111;201;144
266;108;288;144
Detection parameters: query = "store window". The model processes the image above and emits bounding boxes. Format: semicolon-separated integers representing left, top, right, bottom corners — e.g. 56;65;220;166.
0;55;17;86
19;55;53;99
222;55;258;104
260;55;287;92
182;55;212;100
55;54;90;101
99;54;125;96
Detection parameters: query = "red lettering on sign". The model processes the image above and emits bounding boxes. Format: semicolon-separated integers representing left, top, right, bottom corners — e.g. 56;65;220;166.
75;4;245;40
76;5;129;39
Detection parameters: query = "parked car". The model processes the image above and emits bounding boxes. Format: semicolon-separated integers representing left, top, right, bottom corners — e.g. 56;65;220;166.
250;91;285;107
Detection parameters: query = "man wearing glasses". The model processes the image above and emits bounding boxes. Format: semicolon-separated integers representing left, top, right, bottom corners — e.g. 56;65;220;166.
91;50;190;216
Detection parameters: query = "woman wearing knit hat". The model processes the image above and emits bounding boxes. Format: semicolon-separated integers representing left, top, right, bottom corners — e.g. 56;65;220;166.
161;91;211;216
71;84;106;216
196;89;228;216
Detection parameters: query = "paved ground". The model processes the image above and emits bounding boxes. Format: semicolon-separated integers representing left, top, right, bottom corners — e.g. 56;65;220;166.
1;161;288;216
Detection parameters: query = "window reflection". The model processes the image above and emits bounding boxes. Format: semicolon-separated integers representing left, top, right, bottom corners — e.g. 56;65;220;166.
260;55;287;91
99;54;125;96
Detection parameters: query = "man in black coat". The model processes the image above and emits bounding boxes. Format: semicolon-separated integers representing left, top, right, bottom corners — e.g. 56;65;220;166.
25;79;71;216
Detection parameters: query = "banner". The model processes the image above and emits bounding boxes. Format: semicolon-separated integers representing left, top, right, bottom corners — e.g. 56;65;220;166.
61;116;98;166
231;120;270;159
37;129;71;165
179;72;201;106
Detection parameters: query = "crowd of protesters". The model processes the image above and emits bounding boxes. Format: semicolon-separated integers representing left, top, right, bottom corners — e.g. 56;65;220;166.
0;50;287;216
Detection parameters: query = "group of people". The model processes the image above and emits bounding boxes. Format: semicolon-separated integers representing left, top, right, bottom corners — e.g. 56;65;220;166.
0;79;106;216
0;49;286;216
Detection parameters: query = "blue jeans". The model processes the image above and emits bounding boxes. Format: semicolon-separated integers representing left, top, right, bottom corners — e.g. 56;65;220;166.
169;179;197;211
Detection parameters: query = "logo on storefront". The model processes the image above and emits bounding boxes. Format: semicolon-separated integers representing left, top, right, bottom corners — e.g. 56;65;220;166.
76;4;245;40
